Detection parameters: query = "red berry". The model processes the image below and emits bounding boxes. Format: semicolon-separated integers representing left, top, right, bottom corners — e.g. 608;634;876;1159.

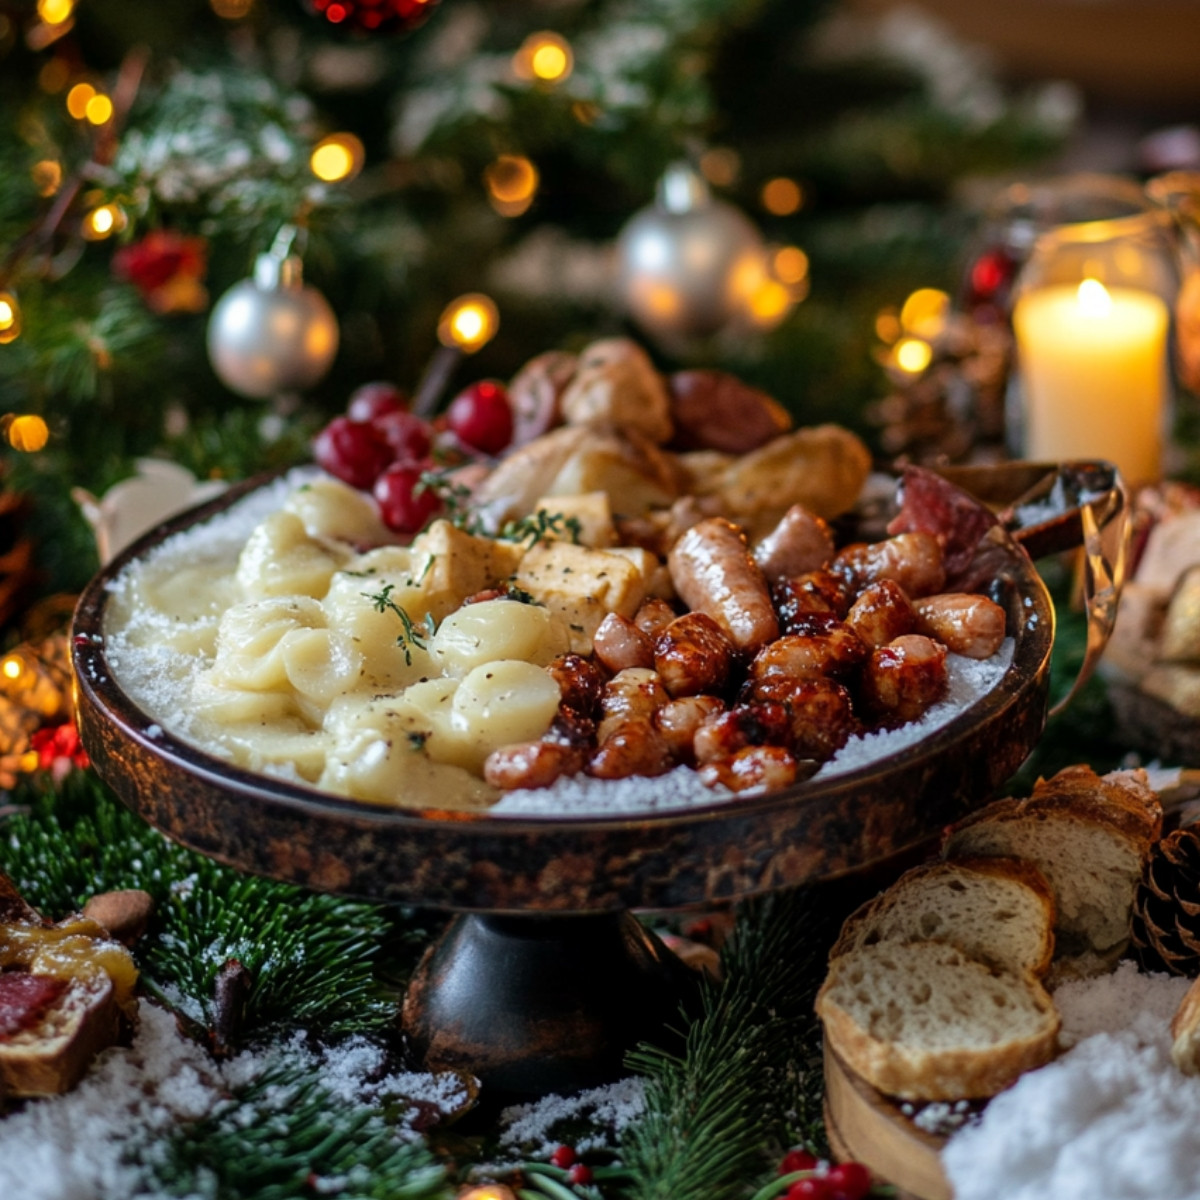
347;381;408;423
824;1161;872;1200
372;409;433;465
786;1179;830;1200
446;380;514;456
549;1145;577;1168
780;1148;819;1175
373;460;443;534
314;416;393;490
566;1164;592;1186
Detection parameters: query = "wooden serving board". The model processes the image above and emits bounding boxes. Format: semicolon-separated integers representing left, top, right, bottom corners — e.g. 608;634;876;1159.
822;1039;952;1200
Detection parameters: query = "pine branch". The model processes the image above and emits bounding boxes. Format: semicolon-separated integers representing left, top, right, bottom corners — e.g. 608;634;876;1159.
133;1059;451;1200
618;889;839;1200
1;771;397;1041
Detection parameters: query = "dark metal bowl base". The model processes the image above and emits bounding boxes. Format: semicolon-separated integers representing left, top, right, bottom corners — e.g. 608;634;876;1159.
401;911;695;1095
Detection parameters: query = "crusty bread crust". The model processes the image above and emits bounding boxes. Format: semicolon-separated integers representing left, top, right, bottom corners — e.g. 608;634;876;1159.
1171;976;1200;1076
0;975;121;1097
816;945;1060;1101
828;857;1056;978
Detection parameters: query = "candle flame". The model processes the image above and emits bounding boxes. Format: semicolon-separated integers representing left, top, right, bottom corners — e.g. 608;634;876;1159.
1077;278;1112;318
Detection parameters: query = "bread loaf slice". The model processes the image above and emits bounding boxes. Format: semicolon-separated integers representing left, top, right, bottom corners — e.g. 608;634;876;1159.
943;766;1162;977
829;857;1055;979
816;940;1059;1101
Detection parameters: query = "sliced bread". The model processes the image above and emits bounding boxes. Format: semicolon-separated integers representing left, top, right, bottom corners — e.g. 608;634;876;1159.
829;857;1056;979
943;766;1162;976
816;940;1060;1100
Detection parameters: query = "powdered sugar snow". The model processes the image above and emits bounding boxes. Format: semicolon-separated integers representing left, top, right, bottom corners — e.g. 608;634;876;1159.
942;962;1199;1200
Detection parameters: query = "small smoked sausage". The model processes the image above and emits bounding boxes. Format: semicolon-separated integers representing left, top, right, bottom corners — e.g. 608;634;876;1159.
546;653;606;718
484;740;586;789
753;504;835;582
832;532;946;598
588;718;673;779
654;612;735;698
699;745;799;794
846;579;918;649
668;518;780;653
693;701;791;765
750;625;867;683
653;694;726;763
593;613;655;674
772;569;852;629
862;634;948;723
634;596;678;640
912;593;1007;659
597;668;670;743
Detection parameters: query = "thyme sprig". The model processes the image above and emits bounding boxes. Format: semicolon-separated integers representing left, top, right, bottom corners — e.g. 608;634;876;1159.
366;583;438;665
499;509;583;547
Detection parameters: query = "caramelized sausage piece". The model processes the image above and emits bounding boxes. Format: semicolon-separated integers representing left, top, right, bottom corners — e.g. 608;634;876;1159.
753;505;835;582
653;695;725;763
699;745;800;794
593;613;655;674
748;675;859;762
750;625;867;683
693;701;791;765
861;634;948;723
772;570;851;629
588;718;673;779
654;612;735;698
912;593;1007;659
597;668;670;743
846;579;918;649
546;653;606;718
668;518;780;654
484;741;586;790
634;596;678;640
832;532;946;598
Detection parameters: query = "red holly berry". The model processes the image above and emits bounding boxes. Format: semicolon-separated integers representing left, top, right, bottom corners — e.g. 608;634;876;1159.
314;416;393;490
549;1145;577;1169
566;1163;592;1186
446;380;514;456
372;409;433;465
347;381;408;423
306;0;440;35
785;1179;830;1200
373;460;442;533
824;1161;872;1200
780;1148;819;1175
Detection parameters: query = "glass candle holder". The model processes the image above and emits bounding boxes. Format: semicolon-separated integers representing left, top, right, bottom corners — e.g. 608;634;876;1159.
1008;175;1179;484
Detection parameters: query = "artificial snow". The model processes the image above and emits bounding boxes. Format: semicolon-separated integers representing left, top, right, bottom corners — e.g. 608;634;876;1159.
498;1076;647;1158
942;961;1199;1200
0;1000;471;1200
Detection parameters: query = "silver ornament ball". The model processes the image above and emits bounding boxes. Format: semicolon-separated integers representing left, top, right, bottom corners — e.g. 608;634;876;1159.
207;248;339;399
617;163;770;341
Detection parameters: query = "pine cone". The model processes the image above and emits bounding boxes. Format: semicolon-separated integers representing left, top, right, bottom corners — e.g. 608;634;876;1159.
1131;827;1200;975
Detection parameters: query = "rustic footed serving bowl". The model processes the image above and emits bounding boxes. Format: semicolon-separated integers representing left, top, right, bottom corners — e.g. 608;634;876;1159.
71;460;1117;1092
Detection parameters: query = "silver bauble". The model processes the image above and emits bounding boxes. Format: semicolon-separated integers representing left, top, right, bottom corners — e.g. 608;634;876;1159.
616;163;771;341
207;245;339;399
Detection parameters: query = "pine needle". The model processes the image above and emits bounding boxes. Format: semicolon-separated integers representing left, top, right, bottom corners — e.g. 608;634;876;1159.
619;889;840;1200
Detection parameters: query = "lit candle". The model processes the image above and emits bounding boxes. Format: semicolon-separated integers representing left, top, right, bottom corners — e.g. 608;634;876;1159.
1013;278;1169;482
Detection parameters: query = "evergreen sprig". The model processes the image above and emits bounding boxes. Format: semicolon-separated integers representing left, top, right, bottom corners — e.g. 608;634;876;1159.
0;771;395;1041
619;889;839;1200
135;1059;450;1200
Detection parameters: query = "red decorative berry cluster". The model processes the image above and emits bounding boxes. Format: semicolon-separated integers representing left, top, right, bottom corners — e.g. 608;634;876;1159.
549;1145;593;1187
312;378;514;534
777;1149;872;1200
305;0;440;35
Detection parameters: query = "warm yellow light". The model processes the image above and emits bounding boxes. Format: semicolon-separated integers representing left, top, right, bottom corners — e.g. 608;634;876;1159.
747;279;792;325
31;159;62;197
8;415;49;453
1077;277;1113;318
457;1186;517;1200
900;288;950;340
514;32;573;84
0;293;21;345
894;337;933;375
37;0;74;26
772;245;809;286
875;309;901;344
66;82;95;120
699;148;740;188
85;93;114;125
39;58;71;93
83;204;125;240
438;294;499;353
310;133;364;183
485;155;538;204
2;656;23;681
210;0;254;17
761;177;803;216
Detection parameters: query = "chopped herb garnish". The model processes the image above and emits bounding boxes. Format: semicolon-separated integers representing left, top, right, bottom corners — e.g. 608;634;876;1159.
406;731;429;752
499;509;583;547
504;585;539;605
364;583;438;665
